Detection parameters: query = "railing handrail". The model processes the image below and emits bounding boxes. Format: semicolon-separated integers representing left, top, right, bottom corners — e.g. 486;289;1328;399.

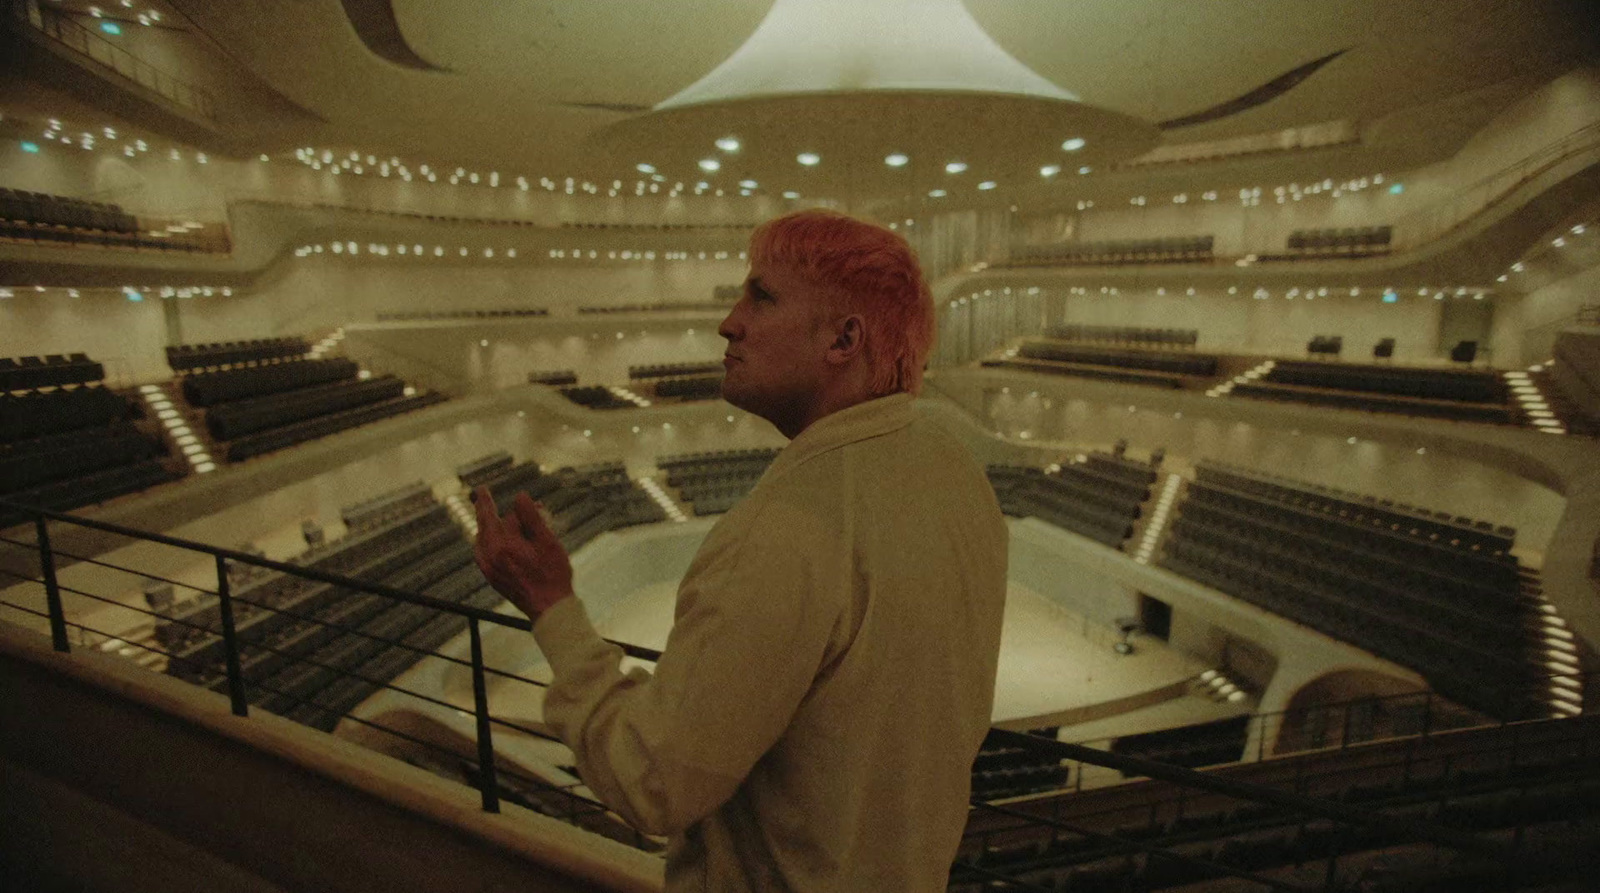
11;0;218;121
0;496;666;662
984;727;1506;856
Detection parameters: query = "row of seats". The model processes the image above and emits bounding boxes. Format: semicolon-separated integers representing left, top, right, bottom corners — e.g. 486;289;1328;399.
0;218;223;252
375;308;548;321
0;188;137;234
223;391;446;461
578;302;730;314
1307;334;1344;356
953;718;1600;892
158;505;455;655
660;449;779;516
1;422;165;497
1;353;104;391
629;362;722;380
1044;325;1199;349
167;338;310;372
559;385;635;410
1264;360;1508;404
972;728;1070;801
1010;236;1215;266
0;457;182;529
1018;341;1220;377
987;462;1149;549
1286;225;1393;253
1160;496;1543;720
653;375;723;401
1232;380;1516;424
156;499;505;733
1196;462;1517;556
339;481;435;534
0;385;139;443
206;377;406;441
527;370;579;386
983;357;1186;389
1108;715;1251;772
474;458;665;552
181;358;360;407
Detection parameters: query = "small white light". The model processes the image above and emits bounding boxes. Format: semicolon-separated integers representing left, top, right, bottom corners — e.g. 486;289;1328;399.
977;181;997;190
884;153;909;167
945;161;967;174
698;158;721;172
716;137;741;153
1061;137;1087;151
1040;165;1061;178
739;179;759;189
928;189;947;198
796;152;820;166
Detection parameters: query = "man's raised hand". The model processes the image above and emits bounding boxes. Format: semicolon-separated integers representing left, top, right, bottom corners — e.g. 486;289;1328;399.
472;485;575;619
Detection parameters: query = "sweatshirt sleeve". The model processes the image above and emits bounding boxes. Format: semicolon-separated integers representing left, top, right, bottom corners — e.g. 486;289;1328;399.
531;500;842;836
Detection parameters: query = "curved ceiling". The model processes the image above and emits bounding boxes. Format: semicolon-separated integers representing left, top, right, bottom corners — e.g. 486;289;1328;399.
143;0;1600;205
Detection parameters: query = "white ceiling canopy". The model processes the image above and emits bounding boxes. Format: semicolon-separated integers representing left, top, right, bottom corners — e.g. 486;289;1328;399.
590;0;1160;203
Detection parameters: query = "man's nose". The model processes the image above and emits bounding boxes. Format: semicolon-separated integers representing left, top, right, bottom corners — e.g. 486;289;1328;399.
718;308;741;341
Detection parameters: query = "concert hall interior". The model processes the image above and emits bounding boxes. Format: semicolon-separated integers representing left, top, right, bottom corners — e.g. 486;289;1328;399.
3;1;1600;891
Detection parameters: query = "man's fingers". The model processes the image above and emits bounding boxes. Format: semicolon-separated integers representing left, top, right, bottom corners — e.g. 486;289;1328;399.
512;492;552;540
472;486;501;543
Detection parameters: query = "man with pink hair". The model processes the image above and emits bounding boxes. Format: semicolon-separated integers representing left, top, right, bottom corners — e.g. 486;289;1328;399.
475;209;1007;891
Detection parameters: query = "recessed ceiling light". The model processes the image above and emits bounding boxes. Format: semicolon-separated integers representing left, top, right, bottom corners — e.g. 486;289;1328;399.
739;179;759;189
1062;137;1086;151
1078;166;1092;175
636;163;655;174
928;189;947;198
1040;165;1061;178
945;161;967;174
782;191;800;199
796;152;821;166
884;153;909;167
698;158;721;172
715;137;741;153
977;181;997;190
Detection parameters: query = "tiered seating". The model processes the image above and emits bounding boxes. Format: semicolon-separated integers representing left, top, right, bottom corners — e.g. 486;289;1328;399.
578;302;729;313
658;449;780;516
629;362;722;380
954;715;1600;893
1286;225;1393;255
0;188;223;252
652;375;723;401
181;358;359;406
156;495;500;732
375;308;547;321
0;353;105;391
971;728;1069;801
1044;325;1199;349
172;349;444;461
1010;235;1214;266
1235;360;1516;424
166;337;309;373
1108;715;1251;771
527;370;578;386
0;188;137;233
987;451;1155;548
986;341;1218;389
1159;463;1547;721
558;385;635;410
464;453;665;552
0;381;179;527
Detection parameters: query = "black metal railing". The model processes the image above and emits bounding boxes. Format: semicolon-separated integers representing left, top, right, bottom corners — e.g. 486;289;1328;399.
0;497;663;849
3;497;1592;890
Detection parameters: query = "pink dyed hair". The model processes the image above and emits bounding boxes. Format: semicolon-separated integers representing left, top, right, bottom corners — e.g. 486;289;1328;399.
748;209;936;396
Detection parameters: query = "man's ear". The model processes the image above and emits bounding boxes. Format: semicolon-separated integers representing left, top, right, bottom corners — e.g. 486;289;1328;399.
826;315;866;364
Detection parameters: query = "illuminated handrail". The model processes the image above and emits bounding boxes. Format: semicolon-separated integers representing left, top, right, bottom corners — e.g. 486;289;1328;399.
11;0;217;122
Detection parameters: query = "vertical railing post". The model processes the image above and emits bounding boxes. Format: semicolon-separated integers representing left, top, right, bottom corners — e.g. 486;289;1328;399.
35;515;70;653
469;617;500;813
1420;692;1433;738
214;555;249;717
